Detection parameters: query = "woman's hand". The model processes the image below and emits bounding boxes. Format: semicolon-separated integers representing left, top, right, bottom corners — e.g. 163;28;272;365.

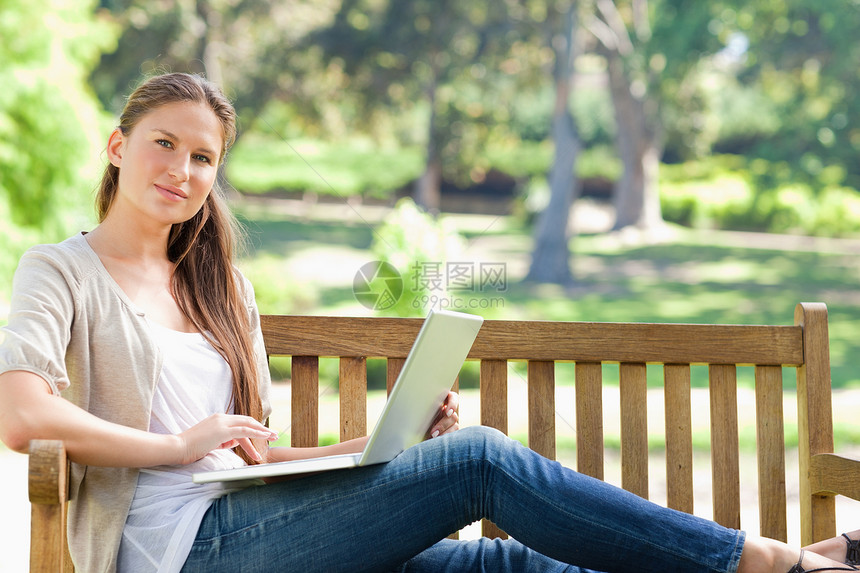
428;391;460;439
176;413;278;465
0;370;279;468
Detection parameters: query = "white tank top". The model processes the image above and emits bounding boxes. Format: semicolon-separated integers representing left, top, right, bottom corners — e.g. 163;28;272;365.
117;321;250;572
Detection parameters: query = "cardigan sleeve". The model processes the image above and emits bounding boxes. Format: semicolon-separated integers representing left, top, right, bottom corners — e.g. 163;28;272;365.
0;246;76;394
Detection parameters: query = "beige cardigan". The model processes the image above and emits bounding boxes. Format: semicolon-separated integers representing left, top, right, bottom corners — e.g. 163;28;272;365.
0;232;272;572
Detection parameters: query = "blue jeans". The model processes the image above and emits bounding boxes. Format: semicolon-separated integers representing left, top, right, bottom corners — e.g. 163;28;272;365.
182;426;745;573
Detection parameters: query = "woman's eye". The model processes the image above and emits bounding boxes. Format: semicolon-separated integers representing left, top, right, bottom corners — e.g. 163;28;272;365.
156;139;173;149
193;154;212;164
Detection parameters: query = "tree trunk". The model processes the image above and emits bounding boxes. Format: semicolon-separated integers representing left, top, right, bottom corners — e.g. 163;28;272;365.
605;49;663;231
526;4;580;285
195;0;223;84
414;151;442;213
527;113;580;284
414;73;442;213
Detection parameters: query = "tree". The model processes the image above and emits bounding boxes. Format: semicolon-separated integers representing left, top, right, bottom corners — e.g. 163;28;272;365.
91;0;332;126
526;1;582;285
584;0;662;230
584;0;728;232
309;0;530;211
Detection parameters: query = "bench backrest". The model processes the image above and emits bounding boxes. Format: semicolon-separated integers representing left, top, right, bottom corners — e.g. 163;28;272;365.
260;302;836;545
28;302;840;571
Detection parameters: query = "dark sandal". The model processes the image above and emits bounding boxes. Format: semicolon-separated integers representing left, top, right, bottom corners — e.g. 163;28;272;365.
788;549;860;573
844;533;860;566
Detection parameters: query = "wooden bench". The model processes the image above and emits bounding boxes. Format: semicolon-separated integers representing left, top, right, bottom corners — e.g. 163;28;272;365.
28;302;858;571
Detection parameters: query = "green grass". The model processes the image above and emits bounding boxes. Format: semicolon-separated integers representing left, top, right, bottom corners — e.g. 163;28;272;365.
234;200;860;391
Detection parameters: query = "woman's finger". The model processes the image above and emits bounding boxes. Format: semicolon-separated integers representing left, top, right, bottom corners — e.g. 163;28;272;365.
234;436;263;461
444;391;460;417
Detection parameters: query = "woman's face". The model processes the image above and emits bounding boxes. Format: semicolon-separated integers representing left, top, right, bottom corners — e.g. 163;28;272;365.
106;101;224;229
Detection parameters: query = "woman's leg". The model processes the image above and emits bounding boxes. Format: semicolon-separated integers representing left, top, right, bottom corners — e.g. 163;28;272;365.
802;529;860;565
736;535;852;573
183;426;746;573
393;538;602;573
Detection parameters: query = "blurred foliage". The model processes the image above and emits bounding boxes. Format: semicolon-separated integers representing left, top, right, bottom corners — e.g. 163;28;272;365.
370;198;465;317
697;1;860;192
0;0;115;299
91;0;336;122
4;0;860;265
306;0;548;189
661;155;860;237
236;253;321;315
78;0;860;232
227;132;423;198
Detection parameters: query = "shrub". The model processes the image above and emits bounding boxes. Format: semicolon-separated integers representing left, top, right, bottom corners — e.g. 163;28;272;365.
811;187;860;237
236;254;320;315
660;155;860;237
370;198;465;317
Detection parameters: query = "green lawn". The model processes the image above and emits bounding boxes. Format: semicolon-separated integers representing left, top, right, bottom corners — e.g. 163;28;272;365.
233;197;860;393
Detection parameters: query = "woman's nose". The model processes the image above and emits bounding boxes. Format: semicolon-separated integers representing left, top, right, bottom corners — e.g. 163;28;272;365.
168;155;190;182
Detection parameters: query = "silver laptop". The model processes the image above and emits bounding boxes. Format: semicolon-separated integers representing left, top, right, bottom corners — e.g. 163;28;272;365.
192;309;484;484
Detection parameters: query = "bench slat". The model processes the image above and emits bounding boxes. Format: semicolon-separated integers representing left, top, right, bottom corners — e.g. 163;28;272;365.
339;357;367;441
291;356;319;447
528;361;556;460
576;362;604;480
755;365;787;541
664;364;694;514
709;364;741;529
386;357;405;395
480;360;508;434
261;316;804;365
620;363;649;499
480;359;509;540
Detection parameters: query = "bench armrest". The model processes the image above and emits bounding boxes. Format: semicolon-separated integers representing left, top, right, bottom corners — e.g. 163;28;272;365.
809;453;860;500
29;439;68;505
29;439;73;572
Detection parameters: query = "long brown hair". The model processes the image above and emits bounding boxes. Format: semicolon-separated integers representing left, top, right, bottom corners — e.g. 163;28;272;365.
97;73;263;461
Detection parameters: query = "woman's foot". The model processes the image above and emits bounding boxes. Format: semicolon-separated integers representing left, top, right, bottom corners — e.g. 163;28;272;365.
805;530;860;566
843;534;860;566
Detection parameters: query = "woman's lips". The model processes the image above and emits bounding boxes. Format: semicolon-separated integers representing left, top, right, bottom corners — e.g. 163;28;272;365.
155;183;188;200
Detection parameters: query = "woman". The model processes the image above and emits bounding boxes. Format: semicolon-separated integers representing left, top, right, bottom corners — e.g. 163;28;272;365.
0;72;856;573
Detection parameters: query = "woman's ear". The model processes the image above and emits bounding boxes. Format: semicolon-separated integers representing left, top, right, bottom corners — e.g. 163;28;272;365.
106;128;124;168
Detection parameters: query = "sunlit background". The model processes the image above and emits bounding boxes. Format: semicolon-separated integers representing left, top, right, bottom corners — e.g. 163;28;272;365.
3;0;860;569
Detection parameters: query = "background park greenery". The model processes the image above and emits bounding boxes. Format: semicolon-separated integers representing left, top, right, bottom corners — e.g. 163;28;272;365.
3;0;860;395
5;6;860;567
